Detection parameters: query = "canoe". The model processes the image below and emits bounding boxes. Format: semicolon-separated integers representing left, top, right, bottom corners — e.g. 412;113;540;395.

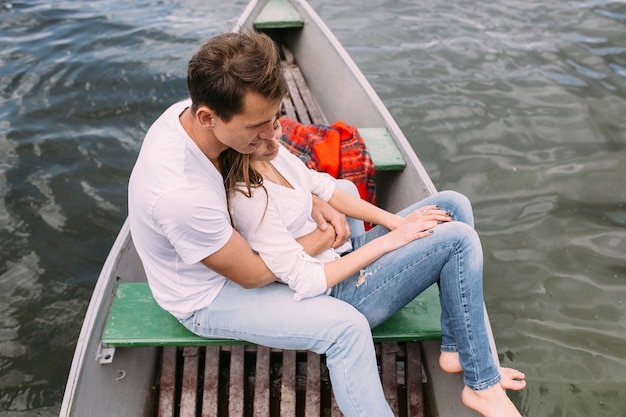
59;1;498;416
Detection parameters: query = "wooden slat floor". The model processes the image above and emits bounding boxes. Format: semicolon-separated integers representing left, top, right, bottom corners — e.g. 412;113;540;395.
280;47;325;125
158;342;424;417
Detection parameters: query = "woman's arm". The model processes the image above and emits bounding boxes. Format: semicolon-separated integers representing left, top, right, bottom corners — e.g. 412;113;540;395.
323;221;431;287
289;216;438;300
327;187;451;230
328;187;402;230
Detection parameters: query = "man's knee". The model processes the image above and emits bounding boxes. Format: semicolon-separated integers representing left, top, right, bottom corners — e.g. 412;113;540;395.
339;308;372;339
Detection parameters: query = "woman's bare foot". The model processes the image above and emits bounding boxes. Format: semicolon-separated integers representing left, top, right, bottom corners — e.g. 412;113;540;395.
461;384;522;417
439;351;463;373
500;367;526;390
439;352;526;390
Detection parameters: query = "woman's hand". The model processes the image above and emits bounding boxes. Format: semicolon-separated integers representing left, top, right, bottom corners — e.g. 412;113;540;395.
401;205;452;229
379;205;453;252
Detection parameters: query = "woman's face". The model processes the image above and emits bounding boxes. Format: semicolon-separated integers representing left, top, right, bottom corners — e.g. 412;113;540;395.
250;123;282;162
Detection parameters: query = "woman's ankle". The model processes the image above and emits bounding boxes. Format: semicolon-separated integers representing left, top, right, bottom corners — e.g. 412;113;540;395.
439;351;463;373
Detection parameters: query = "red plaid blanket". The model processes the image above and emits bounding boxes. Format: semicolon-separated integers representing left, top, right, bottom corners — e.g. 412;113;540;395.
279;118;377;206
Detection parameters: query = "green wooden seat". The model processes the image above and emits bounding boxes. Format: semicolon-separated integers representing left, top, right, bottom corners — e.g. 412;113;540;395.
102;282;441;349
253;0;304;30
358;128;407;171
102;283;248;348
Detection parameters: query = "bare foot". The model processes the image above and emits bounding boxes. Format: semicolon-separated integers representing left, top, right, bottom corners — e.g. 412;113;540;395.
461;384;522;417
500;367;526;391
439;351;462;373
439;352;526;391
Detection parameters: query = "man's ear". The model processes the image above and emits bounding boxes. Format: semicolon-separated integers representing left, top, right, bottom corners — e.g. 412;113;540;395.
195;106;216;128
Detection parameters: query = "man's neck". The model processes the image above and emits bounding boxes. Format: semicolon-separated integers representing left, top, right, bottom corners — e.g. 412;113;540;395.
180;107;225;166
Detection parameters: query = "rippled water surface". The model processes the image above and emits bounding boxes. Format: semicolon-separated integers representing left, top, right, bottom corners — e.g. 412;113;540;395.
1;0;625;416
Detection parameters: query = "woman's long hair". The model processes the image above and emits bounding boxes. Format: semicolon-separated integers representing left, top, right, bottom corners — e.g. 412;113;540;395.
218;148;268;227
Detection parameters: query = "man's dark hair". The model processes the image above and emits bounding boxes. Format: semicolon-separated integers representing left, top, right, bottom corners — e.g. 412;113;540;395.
187;32;287;122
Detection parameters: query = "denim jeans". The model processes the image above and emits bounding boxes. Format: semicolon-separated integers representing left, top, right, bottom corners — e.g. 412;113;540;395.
331;190;500;391
180;190;499;417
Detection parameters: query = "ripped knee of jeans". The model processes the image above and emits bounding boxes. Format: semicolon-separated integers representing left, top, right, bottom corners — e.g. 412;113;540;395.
357;269;372;287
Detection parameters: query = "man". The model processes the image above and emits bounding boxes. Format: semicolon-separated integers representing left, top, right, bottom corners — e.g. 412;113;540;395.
128;32;395;416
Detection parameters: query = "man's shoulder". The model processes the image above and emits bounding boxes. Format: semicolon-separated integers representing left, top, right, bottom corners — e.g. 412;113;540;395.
148;99;191;131
163;98;192;116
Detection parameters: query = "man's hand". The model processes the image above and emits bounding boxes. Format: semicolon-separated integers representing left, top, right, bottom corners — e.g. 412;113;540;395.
311;194;351;248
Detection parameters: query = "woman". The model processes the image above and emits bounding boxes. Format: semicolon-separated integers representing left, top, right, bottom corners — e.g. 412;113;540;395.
219;120;525;417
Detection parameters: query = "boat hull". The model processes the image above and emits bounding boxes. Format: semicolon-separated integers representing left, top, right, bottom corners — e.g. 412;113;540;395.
60;1;492;416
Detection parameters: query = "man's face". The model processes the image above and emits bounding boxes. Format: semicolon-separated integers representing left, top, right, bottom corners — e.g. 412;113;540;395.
212;92;282;155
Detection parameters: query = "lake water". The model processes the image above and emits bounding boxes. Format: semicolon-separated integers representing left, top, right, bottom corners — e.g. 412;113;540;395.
0;0;624;416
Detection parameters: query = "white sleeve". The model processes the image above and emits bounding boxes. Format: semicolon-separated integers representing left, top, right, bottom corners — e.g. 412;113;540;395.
230;189;328;300
306;169;336;202
153;186;233;265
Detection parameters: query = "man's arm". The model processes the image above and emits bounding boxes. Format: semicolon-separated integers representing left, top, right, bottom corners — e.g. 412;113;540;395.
295;224;336;257
294;194;350;256
310;194;350;248
200;229;276;289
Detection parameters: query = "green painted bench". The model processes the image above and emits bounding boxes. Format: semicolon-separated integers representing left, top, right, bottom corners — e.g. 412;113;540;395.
253;0;304;30
100;282;441;361
357;127;407;171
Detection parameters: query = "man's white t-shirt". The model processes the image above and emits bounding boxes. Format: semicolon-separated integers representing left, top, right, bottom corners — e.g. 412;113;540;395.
128;99;232;319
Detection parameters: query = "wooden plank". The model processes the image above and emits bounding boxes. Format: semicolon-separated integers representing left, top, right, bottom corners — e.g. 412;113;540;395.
281;45;295;65
229;345;245;417
158;346;177;417
305;351;321;416
159;343;425;417
253;346;271;417
280;350;297;417
180;346;199;417
281;96;297;121
331;395;342;417
282;63;311;125
290;65;325;125
202;346;220;417
381;343;399;416
406;342;425;417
